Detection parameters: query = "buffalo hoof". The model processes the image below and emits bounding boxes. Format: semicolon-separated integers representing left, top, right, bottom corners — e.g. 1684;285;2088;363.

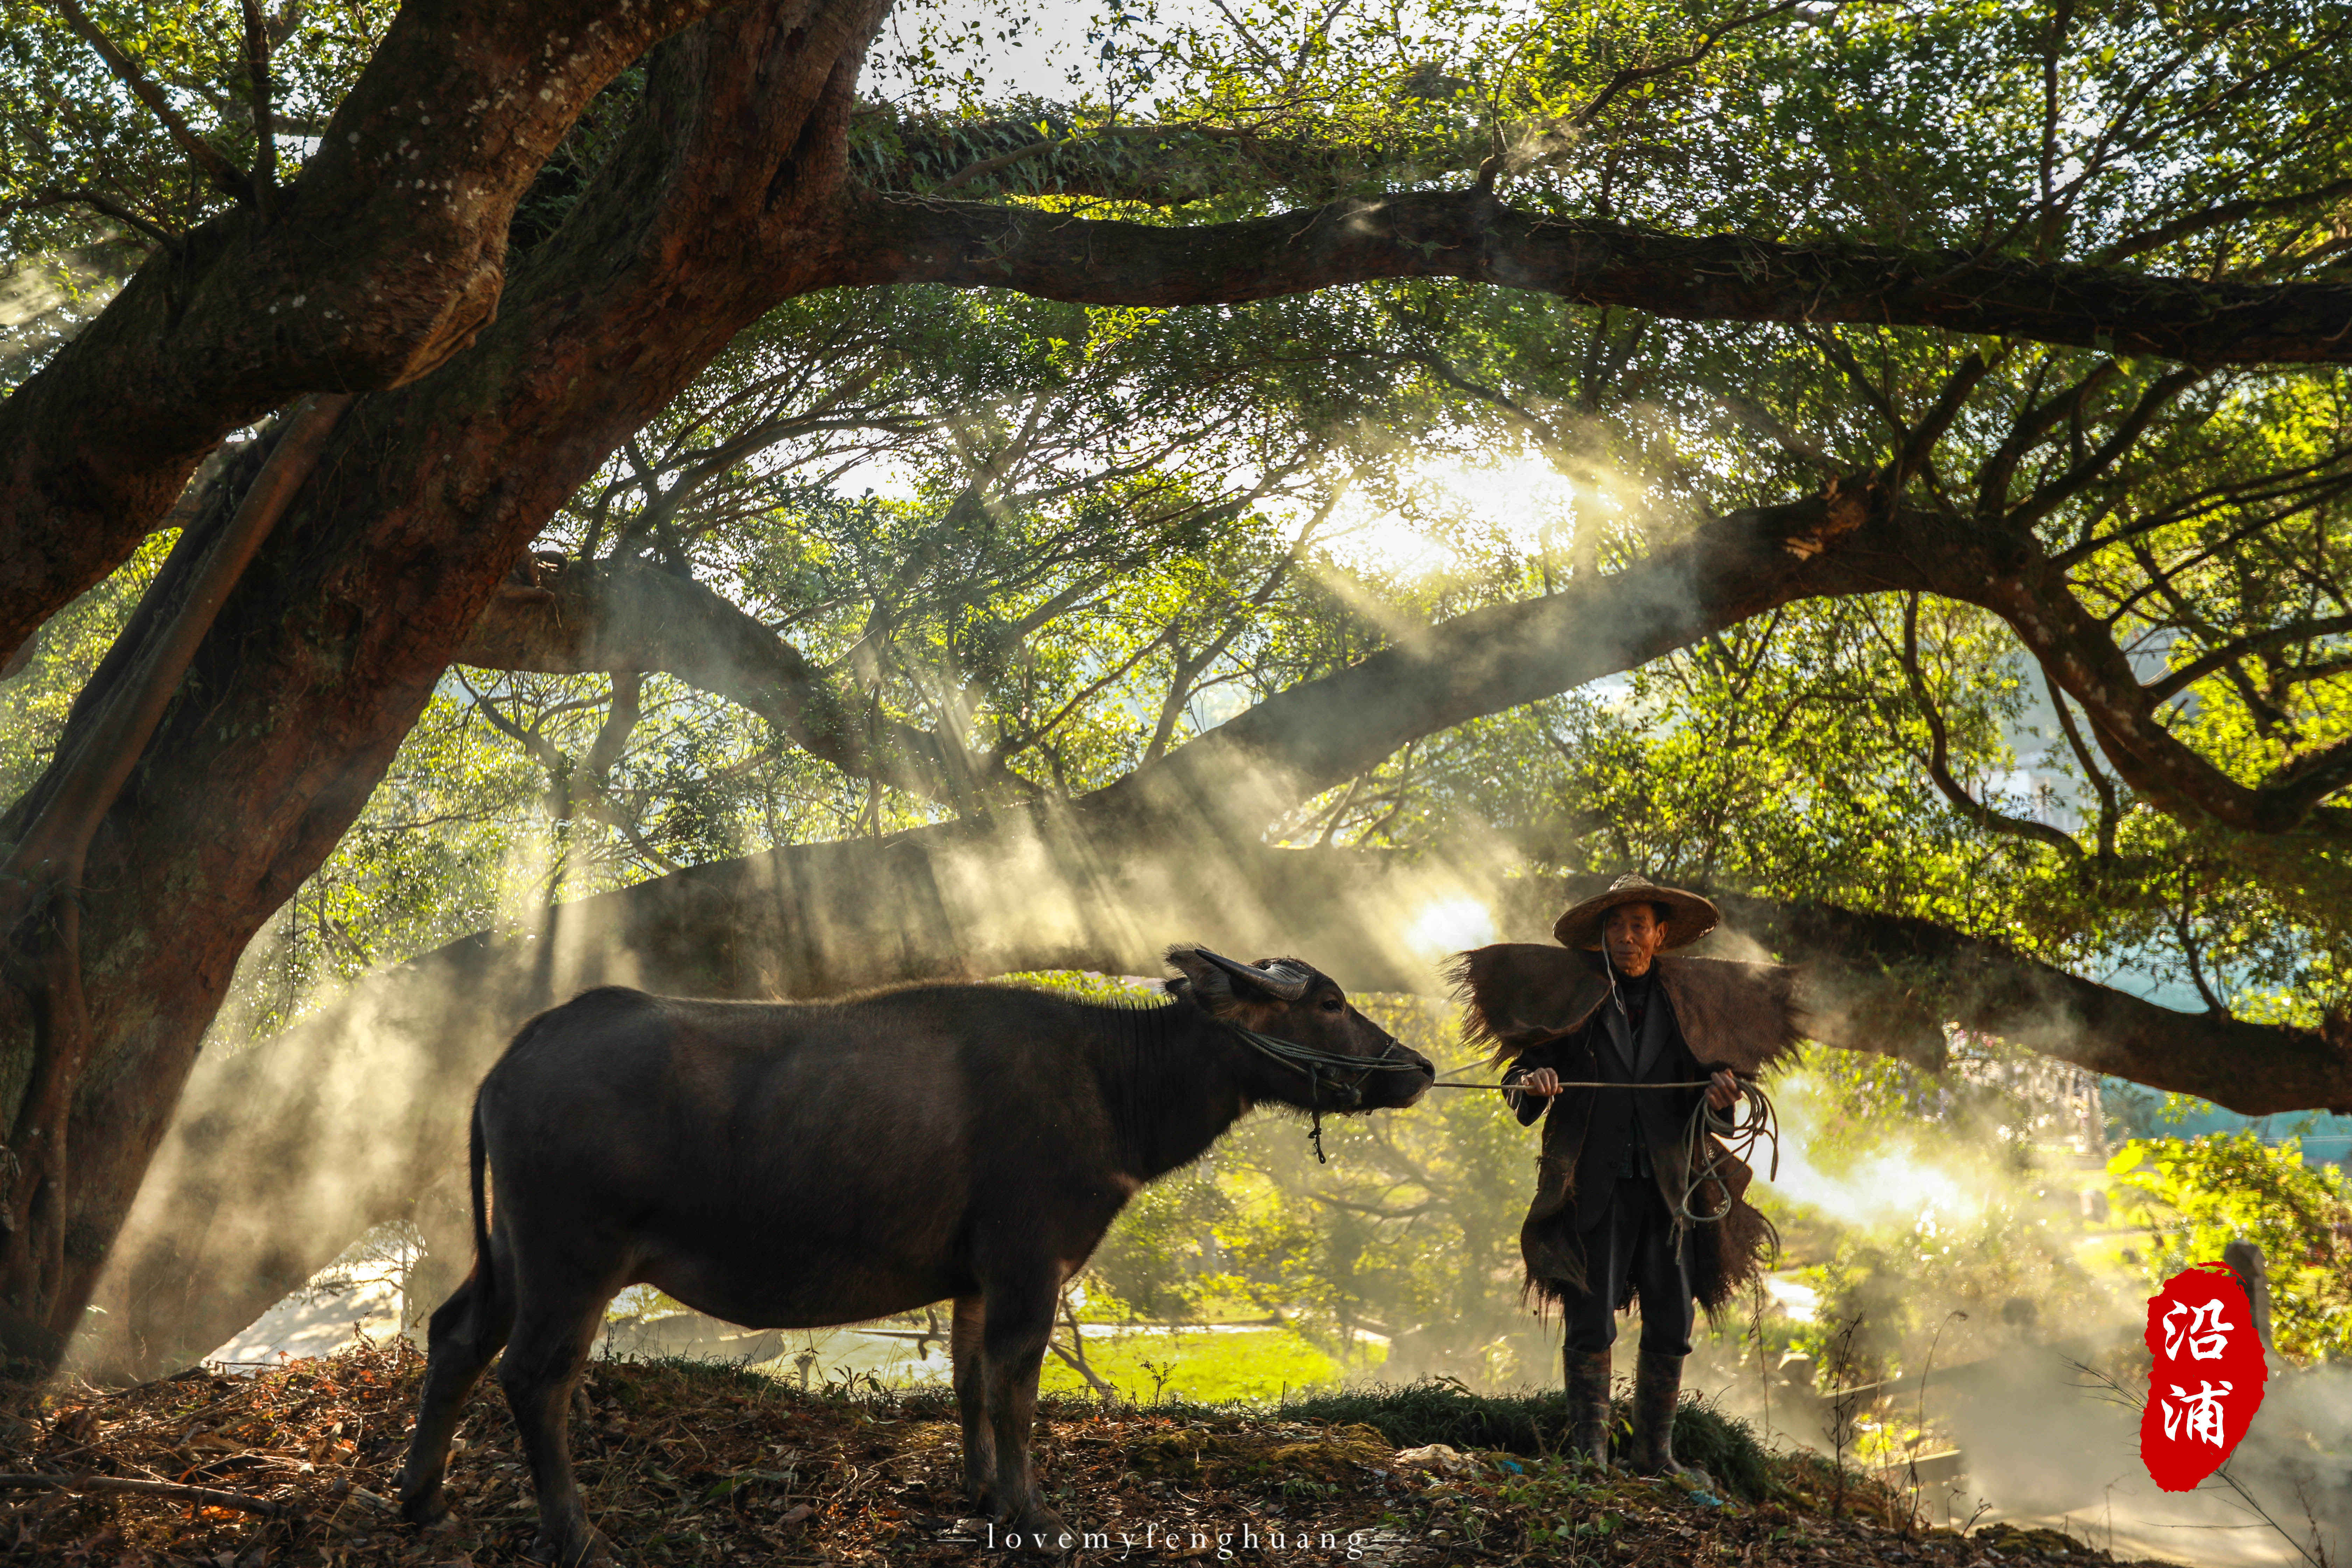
529;1524;624;1567
395;1476;451;1529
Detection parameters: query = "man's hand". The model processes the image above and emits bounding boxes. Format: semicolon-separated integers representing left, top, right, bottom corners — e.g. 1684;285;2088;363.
1518;1067;1564;1097
1706;1069;1741;1111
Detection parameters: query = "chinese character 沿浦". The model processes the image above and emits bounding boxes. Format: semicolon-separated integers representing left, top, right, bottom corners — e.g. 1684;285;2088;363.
2163;1298;2234;1361
2161;1381;2234;1447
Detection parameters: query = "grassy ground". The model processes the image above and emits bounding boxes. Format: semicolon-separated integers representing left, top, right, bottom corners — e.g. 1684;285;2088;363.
0;1339;2165;1566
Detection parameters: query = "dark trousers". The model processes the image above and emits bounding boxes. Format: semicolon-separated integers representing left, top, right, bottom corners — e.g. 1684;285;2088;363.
1563;1178;1696;1356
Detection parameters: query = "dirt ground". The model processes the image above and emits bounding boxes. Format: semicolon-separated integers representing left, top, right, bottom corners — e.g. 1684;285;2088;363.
1;1339;2173;1566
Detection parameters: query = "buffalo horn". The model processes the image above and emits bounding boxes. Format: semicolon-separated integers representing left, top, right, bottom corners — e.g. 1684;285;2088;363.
1195;947;1310;1000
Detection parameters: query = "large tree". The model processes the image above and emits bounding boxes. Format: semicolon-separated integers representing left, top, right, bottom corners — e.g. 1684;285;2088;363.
5;0;2352;1377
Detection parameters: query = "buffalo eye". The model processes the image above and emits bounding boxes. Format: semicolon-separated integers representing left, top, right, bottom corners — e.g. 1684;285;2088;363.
1319;995;1344;1013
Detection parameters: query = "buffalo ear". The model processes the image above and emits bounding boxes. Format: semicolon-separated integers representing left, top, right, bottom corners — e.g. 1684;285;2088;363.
1166;946;1289;1013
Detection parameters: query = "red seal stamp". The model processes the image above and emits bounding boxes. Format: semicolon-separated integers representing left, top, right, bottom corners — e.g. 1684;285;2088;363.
2141;1262;2266;1491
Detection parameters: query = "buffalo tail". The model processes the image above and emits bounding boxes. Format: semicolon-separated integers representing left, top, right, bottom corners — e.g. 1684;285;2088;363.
467;1094;491;1294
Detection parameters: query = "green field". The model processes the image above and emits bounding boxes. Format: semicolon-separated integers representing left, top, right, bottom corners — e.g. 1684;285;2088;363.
1035;1325;1385;1405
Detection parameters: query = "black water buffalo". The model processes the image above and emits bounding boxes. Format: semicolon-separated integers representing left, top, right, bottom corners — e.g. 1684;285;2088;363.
395;947;1432;1563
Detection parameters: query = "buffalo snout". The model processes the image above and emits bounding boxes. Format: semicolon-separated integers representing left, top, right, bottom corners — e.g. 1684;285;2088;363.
1380;1042;1437;1107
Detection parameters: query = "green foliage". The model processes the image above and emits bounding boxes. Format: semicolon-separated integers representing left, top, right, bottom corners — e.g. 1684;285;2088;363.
2109;1132;2352;1362
1;0;399;254
10;0;2352;1041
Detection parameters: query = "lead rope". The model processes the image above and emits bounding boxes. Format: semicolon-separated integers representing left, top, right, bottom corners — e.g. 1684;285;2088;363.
1217;1017;1781;1199
1307;1064;1329;1164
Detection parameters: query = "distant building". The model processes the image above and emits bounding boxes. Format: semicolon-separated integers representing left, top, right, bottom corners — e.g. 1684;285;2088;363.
1948;1037;2108;1156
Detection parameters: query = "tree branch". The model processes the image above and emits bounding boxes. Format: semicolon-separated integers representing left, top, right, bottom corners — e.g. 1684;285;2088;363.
14;184;175;246
1;396;350;901
1887;352;1992;493
2090;176;2352;268
0;1472;288;1517
856;112;1451;206
0;392;348;1343
1082;474;1907;839
0;0;736;674
1710;893;2352;1114
1976;359;2118;524
239;0;278;209
837;191;2352;366
452;557;972;805
2044;673;2121;860
50;0;253;202
2172;890;2228;1017
2008;368;2204;531
1944;540;2352;838
1049;1287;1118;1404
2146;613;2352;703
1891;592;2084;859
1566;0;1804;131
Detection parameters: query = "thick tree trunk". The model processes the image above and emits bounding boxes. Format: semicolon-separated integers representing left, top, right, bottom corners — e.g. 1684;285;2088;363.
0;395;350;1370
0;0;889;1375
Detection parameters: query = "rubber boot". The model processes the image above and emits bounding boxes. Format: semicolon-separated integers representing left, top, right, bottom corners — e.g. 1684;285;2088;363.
1563;1347;1611;1466
1627;1349;1685;1477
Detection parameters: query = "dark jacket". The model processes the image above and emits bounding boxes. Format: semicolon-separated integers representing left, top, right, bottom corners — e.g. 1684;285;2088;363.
1450;944;1802;1313
1501;972;1728;1232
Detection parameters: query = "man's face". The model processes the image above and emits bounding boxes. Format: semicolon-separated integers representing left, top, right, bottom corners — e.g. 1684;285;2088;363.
1602;902;1666;976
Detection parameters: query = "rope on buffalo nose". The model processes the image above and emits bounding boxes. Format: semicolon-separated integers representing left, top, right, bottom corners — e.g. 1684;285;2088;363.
1220;1023;1394;1164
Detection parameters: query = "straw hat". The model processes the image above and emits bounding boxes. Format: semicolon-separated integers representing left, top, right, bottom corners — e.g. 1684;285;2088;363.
1552;872;1720;951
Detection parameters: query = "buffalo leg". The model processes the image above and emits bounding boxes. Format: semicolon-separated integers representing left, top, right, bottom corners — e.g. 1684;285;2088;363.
397;1252;515;1527
950;1295;997;1511
981;1272;1066;1539
498;1279;618;1567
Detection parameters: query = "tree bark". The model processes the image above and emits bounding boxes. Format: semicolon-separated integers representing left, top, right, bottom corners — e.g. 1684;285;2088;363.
0;0;736;673
1705;893;2352;1112
0;395;349;1369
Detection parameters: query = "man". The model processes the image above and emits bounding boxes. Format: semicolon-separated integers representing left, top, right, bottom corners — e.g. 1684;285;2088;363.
1451;874;1800;1474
